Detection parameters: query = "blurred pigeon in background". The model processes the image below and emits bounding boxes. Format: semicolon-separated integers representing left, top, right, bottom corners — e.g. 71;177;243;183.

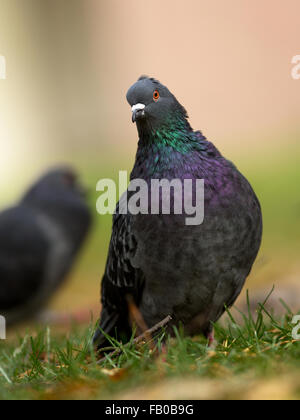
0;167;91;326
94;76;262;348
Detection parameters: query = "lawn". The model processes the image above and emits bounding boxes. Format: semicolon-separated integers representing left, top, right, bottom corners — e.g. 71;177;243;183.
0;296;300;400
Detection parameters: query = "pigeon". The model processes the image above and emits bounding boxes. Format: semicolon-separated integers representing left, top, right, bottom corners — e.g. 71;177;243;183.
0;167;91;326
93;76;262;347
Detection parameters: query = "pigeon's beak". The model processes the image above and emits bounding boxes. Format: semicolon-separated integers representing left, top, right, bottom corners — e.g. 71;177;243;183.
131;103;146;123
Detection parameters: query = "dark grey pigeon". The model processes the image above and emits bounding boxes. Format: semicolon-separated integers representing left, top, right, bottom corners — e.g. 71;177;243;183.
0;167;91;326
94;76;262;348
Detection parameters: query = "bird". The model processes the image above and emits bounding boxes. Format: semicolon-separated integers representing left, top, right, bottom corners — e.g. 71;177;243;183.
93;76;262;348
0;167;92;326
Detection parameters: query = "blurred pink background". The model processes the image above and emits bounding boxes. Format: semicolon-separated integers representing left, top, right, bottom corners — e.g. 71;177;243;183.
0;0;299;189
0;0;299;314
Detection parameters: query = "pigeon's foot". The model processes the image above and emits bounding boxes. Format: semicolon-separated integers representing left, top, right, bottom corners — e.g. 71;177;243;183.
126;294;157;352
161;343;168;354
161;343;168;361
207;329;216;348
154;342;168;363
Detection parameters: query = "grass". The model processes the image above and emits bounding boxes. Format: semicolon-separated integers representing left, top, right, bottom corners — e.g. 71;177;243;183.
0;295;299;400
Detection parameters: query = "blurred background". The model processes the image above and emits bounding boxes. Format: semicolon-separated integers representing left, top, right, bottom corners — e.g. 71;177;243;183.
0;0;299;322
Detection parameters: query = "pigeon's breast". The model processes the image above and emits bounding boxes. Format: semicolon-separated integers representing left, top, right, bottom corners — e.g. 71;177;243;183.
129;155;262;327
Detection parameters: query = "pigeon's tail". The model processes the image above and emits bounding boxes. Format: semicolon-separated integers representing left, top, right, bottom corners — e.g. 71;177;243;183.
93;306;131;350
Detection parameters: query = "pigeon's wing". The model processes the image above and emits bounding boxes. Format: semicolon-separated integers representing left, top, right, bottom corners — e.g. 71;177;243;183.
0;207;49;321
93;210;144;348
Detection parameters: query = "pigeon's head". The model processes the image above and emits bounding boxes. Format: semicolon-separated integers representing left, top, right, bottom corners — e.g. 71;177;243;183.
126;76;190;135
22;167;89;214
25;167;87;200
22;167;91;243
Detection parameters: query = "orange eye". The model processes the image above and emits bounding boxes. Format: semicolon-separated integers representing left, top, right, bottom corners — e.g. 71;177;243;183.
153;90;160;101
